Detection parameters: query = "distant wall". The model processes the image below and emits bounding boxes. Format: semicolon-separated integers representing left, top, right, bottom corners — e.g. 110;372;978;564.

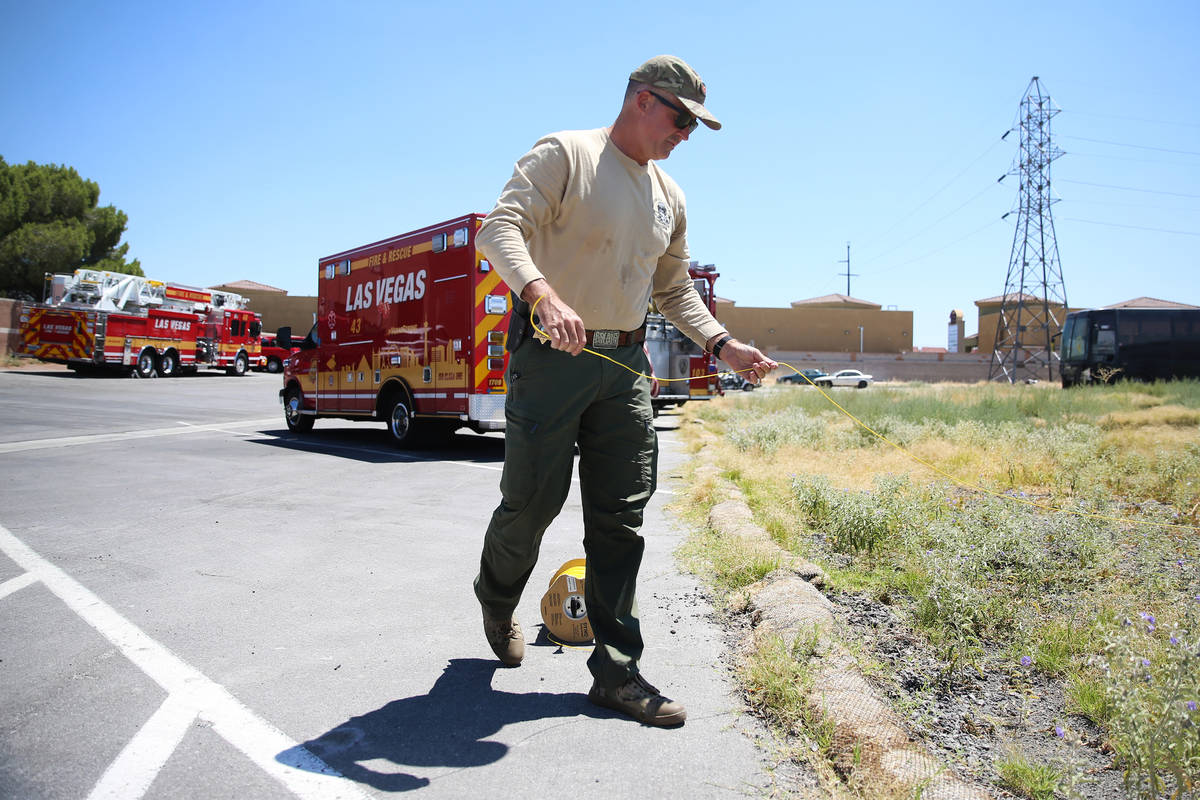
766;349;1001;384
0;299;19;357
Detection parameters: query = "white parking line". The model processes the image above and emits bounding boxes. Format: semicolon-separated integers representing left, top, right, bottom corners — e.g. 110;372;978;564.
0;522;371;800
0;419;280;454
0;571;37;600
86;694;198;800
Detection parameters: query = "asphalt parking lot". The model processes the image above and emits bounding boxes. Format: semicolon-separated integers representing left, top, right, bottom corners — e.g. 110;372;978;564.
0;367;774;799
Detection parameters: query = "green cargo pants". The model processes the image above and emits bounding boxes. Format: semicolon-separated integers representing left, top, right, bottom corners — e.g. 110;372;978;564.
474;336;657;688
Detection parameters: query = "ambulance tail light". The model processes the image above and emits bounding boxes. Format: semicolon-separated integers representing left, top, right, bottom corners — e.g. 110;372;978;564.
487;345;504;357
487;330;504;345
487;357;504;371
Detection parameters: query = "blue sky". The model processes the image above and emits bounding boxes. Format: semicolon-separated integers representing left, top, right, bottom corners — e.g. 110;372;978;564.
3;0;1197;348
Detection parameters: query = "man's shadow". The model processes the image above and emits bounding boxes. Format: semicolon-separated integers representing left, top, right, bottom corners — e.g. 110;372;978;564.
277;657;594;791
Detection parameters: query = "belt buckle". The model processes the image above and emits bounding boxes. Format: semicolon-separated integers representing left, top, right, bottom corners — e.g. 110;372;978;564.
591;329;620;350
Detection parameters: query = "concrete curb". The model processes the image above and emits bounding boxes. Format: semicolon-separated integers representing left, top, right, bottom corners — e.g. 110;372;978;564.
700;468;995;800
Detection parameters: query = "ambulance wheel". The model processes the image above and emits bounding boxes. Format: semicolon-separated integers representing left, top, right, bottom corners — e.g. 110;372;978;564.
386;393;418;447
284;387;313;433
159;350;179;377
228;352;249;376
266;357;282;373
135;349;158;379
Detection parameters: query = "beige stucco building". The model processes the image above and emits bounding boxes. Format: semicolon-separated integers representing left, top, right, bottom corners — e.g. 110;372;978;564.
969;293;1070;356
210;280;317;336
715;293;914;353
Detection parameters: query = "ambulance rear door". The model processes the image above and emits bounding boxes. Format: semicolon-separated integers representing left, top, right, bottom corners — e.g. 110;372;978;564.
427;223;475;416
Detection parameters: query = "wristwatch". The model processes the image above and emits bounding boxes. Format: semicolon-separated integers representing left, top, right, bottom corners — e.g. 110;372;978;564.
711;334;732;359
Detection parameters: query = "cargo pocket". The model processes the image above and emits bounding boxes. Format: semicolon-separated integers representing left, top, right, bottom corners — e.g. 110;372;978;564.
629;408;658;496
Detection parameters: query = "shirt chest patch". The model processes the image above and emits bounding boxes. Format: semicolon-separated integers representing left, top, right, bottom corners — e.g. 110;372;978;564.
653;200;672;232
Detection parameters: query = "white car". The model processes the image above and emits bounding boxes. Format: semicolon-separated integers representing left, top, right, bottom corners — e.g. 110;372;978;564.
813;369;873;389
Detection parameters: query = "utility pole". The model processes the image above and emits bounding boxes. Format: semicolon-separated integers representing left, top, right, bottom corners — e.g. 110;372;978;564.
836;242;857;296
989;77;1069;384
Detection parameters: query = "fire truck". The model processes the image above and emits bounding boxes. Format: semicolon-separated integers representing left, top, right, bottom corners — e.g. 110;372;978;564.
279;214;511;446
256;333;300;373
644;263;723;412
18;269;262;377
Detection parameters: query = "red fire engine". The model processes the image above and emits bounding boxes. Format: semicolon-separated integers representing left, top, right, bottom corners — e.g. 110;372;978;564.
280;214;511;446
256;333;300;373
19;269;262;377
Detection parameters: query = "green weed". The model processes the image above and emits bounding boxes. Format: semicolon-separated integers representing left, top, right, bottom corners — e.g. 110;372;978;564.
996;752;1064;800
1098;602;1200;799
740;633;834;750
1065;670;1113;725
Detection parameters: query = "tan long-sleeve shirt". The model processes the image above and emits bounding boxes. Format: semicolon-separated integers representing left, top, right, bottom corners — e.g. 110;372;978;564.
476;128;725;348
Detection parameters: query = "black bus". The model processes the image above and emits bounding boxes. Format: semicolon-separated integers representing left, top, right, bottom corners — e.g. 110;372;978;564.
1060;307;1200;386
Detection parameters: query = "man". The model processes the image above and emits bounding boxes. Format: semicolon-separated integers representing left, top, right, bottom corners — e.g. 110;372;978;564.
473;55;776;727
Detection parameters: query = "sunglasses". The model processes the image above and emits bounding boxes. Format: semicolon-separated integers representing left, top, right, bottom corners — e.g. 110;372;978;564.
647;91;699;133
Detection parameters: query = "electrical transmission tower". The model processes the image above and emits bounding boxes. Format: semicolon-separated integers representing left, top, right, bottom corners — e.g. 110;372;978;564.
989;76;1069;383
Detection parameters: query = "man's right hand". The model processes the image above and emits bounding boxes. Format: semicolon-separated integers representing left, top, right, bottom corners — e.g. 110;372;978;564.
521;279;587;356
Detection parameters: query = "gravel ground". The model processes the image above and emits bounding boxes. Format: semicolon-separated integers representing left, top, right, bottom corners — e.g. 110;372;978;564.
830;590;1127;799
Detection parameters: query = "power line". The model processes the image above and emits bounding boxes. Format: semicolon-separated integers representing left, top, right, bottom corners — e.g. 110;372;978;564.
858;136;1006;250
1059;178;1200;199
1059;134;1200;157
858;181;1001;268
1068;149;1200;167
871;217;1004;277
1068;198;1186;212
1064;109;1200;129
1061;217;1200;237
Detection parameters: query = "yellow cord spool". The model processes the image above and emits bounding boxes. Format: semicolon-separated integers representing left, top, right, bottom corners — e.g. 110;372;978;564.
540;558;592;644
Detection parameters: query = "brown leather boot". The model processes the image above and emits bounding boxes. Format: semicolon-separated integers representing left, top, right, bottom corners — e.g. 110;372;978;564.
588;674;686;726
482;614;524;666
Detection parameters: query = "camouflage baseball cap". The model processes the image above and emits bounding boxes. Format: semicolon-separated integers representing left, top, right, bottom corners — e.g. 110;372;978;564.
629;55;722;131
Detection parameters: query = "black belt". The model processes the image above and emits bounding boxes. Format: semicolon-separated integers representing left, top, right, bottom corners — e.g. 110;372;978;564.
584;327;646;349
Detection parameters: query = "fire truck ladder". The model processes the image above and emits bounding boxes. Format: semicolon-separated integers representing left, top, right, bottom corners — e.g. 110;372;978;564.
65;270;167;312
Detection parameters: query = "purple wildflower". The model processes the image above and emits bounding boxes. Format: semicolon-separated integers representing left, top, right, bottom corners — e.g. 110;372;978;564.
1188;701;1197;712
1021;655;1033;667
1142;658;1152;667
1172;636;1180;645
1055;726;1065;738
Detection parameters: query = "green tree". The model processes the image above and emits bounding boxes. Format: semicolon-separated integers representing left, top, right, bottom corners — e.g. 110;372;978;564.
0;156;143;299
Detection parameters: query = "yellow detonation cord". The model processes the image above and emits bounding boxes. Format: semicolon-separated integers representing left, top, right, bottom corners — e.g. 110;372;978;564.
526;296;1199;533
